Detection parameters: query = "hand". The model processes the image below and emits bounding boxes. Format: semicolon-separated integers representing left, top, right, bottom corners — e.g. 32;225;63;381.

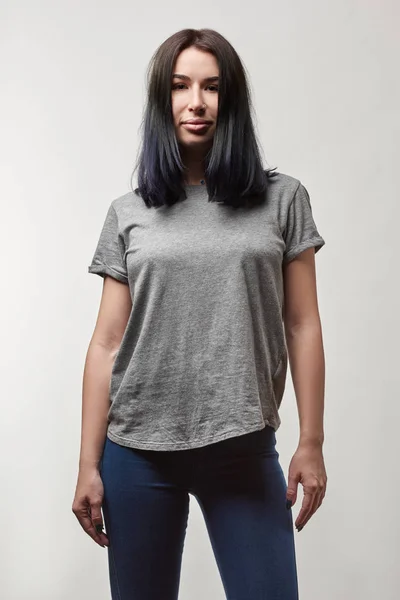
72;466;110;548
286;442;327;531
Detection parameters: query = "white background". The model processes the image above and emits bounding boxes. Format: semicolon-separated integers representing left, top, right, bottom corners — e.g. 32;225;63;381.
1;0;399;598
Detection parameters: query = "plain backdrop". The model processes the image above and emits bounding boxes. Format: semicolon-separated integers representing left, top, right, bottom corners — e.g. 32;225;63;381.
1;1;399;598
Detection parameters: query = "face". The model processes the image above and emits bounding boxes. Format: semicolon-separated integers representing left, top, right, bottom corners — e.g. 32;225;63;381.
171;46;219;153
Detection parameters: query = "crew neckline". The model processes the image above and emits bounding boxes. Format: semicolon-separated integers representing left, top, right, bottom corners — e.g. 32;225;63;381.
183;183;209;197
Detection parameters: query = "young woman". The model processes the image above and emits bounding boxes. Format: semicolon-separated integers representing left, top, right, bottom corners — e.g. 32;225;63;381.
73;28;328;600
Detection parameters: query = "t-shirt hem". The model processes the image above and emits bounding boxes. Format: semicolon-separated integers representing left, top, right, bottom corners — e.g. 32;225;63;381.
106;418;281;451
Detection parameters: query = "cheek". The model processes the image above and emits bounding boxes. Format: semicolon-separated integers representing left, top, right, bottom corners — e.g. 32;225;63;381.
211;99;219;117
171;98;184;124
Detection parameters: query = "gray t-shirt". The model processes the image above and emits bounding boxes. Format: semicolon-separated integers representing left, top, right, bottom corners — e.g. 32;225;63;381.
88;171;325;451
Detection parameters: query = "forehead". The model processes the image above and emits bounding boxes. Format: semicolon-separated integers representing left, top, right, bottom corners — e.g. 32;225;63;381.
173;47;219;76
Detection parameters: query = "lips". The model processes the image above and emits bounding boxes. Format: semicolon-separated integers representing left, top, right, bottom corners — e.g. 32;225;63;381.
181;121;212;132
182;120;212;124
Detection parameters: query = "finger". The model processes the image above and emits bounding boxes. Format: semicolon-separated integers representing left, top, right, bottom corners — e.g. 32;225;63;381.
74;503;108;548
89;503;108;537
75;510;107;547
88;504;109;547
317;487;326;509
300;490;322;528
295;491;314;529
89;520;109;547
317;479;327;508
286;473;300;506
91;519;110;546
297;477;327;529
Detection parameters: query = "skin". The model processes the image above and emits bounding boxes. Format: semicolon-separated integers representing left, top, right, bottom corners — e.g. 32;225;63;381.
171;46;219;184
171;47;328;532
72;47;327;548
283;249;327;531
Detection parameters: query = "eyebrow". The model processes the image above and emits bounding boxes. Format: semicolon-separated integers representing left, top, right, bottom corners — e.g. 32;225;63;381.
172;74;219;83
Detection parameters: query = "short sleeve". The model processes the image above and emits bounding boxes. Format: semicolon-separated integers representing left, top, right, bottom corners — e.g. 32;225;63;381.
283;182;326;264
88;203;128;283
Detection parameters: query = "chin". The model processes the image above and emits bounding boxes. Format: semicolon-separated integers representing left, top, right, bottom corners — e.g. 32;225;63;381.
177;133;214;148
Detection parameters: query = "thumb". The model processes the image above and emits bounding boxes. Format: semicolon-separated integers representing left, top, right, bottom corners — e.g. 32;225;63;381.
286;473;299;508
90;500;105;534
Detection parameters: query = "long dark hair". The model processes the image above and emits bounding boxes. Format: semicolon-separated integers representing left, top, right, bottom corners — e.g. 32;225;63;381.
130;28;277;208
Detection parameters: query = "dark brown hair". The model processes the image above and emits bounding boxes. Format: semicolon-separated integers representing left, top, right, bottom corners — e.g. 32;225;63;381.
130;28;277;208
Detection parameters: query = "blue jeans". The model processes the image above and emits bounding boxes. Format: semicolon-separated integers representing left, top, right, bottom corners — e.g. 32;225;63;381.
99;424;299;599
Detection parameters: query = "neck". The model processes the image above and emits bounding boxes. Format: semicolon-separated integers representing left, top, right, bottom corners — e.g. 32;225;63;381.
180;145;210;185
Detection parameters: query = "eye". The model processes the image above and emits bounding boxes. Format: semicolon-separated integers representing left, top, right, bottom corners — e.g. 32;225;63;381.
171;84;219;91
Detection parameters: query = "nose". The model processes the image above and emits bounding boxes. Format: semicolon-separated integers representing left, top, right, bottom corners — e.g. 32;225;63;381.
188;88;205;112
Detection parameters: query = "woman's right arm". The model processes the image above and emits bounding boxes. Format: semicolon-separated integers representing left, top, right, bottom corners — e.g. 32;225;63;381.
72;276;132;547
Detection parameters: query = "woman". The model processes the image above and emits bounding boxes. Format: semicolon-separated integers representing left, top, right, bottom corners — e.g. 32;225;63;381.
73;28;327;599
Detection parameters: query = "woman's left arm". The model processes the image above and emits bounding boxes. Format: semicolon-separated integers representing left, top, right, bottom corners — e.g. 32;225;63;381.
282;247;328;531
